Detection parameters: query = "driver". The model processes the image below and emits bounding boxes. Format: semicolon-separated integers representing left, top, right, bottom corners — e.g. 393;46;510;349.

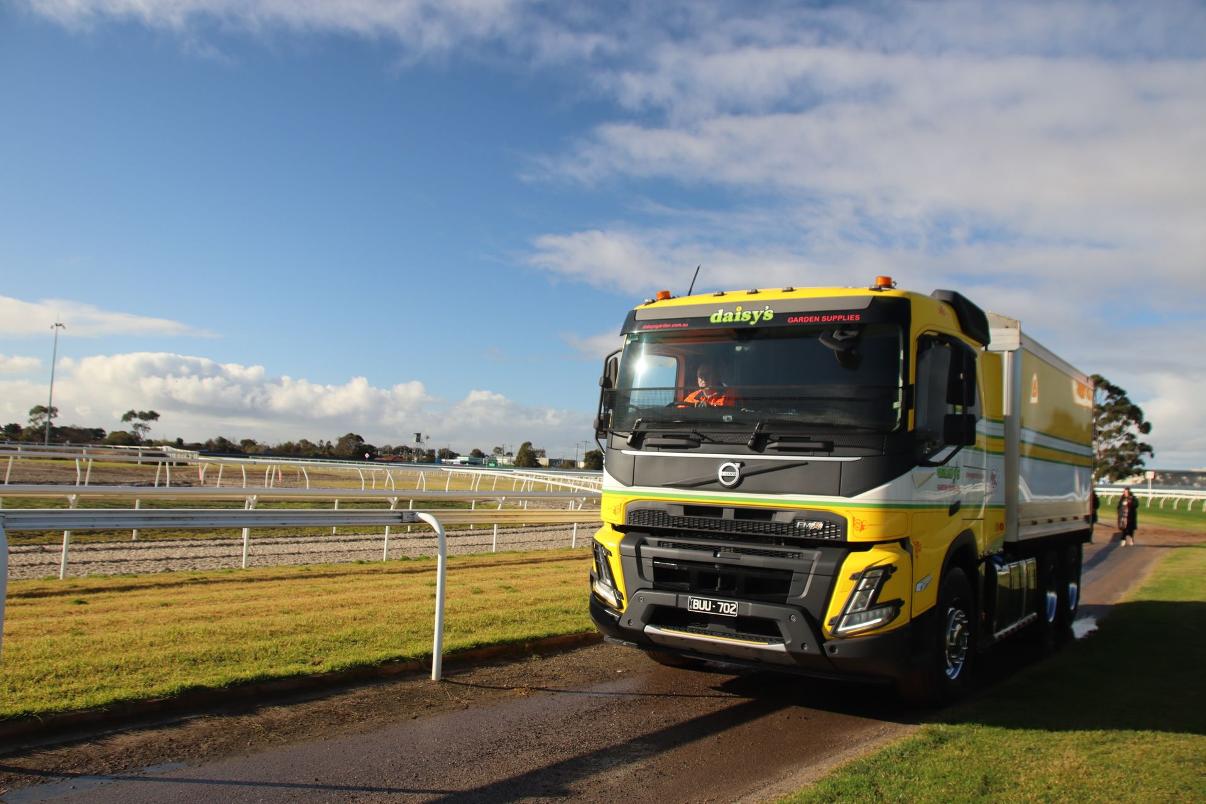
683;362;740;407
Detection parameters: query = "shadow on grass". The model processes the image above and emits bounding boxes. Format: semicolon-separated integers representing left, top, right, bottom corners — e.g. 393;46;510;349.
945;599;1206;736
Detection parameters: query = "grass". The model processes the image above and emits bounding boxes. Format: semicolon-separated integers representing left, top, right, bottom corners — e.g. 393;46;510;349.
0;548;592;720
1131;501;1206;533
786;543;1206;803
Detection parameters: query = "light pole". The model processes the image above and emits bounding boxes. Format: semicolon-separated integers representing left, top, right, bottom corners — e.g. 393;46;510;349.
44;321;66;445
575;440;591;468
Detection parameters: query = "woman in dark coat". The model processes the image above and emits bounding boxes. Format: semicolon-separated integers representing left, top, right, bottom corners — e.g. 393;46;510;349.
1117;487;1139;546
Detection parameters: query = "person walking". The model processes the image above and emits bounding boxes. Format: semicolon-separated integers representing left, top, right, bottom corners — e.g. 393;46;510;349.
1117;487;1139;546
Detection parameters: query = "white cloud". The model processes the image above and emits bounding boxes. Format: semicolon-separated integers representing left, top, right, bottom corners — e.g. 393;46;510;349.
0;354;41;373
0;295;210;338
0;351;592;456
562;330;623;361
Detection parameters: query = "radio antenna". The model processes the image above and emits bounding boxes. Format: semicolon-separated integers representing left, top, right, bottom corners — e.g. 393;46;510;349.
686;264;701;296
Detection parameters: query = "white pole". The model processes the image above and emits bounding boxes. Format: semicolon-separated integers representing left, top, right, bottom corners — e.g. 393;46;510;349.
241;495;257;569
0;520;7;655
492;523;498;553
572;522;578;548
301;466;309;489
415;512;447;682
332;499;339;535
132;498;141;541
59;494;78;580
216;463;224;488
83;459;93;486
383;498;398;561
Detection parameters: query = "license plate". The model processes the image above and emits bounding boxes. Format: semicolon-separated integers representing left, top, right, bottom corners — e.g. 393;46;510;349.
687;596;739;617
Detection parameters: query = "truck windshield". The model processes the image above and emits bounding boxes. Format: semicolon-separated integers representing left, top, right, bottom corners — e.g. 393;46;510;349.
606;323;904;433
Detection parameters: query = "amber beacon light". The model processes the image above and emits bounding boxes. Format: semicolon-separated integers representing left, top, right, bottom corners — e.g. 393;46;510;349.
655;289;673;300
873;275;896;290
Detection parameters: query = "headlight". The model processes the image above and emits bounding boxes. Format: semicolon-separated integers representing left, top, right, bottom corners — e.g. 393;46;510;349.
592;542;623;610
831;565;901;635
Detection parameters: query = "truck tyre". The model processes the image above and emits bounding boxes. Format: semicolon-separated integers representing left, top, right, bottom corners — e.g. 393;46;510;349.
899;566;975;706
1060;543;1083;635
1028;551;1063;653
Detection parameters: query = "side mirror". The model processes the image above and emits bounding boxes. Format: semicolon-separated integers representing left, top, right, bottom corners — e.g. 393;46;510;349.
596;350;621;438
600;350;620;389
943;413;976;446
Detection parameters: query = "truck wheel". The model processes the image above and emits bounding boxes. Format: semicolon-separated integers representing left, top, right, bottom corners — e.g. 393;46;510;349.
1060;543;1083;631
1029;551;1062;653
899;566;974;706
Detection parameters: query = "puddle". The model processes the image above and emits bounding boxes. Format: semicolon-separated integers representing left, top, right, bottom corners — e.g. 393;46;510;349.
3;762;187;803
1071;616;1098;639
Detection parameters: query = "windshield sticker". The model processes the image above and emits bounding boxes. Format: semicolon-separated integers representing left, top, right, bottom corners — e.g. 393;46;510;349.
710;305;774;325
640;321;690;330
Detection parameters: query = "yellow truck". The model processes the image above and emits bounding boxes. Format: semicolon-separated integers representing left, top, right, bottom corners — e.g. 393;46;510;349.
589;277;1094;702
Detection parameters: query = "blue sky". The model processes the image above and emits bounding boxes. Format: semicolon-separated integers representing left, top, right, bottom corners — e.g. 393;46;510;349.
1;1;1204;465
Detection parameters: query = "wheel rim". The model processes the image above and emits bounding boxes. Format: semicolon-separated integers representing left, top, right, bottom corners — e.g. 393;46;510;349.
1044;589;1059;624
943;606;970;680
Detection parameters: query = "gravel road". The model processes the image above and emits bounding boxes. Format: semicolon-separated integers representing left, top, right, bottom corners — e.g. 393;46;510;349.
5;523;600;580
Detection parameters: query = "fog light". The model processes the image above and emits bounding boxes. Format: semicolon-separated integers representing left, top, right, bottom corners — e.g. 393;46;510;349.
835;604;900;635
592;579;621;609
831;565;900;635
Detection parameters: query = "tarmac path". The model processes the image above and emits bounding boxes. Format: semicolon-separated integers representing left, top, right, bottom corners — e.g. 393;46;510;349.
0;523;1194;803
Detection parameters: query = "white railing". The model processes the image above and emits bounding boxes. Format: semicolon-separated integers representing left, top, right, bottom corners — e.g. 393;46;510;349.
0;484;599;578
1095;486;1206;511
0;508;452;678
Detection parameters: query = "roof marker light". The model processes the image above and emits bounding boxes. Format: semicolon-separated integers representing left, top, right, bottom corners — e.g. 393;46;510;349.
656;289;672;301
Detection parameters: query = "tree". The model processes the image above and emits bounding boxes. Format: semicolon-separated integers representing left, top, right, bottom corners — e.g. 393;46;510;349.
28;405;58;430
583;448;604;470
470;448;486;459
333;432;366;459
104;430;140;446
514;441;540;468
1091;374;1154;482
3;423;22;439
121;409;160;441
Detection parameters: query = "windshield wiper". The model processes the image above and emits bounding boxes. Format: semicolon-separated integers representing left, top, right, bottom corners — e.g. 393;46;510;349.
746;420;834;452
626;419;713;449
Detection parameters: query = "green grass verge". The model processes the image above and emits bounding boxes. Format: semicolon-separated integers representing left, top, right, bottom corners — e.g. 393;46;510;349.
0;549;592;719
1131;502;1206;533
786;544;1206;803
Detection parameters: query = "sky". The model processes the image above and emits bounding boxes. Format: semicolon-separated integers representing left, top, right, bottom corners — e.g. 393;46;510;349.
0;0;1203;466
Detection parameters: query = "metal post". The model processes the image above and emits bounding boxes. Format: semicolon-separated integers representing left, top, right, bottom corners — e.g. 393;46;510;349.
332;499;339;535
301;466;309;489
165;461;171;487
216;463;224;488
241;495;257;569
83;459;93;486
572;522;578;548
44;321;65;445
0;519;6;655
383;498;398;561
59;494;78;580
492;523;498;552
415;512;447;682
4;456;12;484
154;462;162;487
132;498;141;541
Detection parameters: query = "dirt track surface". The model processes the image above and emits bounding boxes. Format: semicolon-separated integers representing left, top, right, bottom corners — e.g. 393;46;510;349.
1;524;1200;803
6;525;597;580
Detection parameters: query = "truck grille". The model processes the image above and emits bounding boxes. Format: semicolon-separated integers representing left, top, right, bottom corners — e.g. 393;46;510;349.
625;507;845;542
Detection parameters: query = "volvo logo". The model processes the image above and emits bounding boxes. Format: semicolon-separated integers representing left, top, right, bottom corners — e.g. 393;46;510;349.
717;461;743;488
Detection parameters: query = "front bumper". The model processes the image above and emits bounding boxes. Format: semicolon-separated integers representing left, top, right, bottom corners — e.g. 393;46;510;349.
590;589;917;683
